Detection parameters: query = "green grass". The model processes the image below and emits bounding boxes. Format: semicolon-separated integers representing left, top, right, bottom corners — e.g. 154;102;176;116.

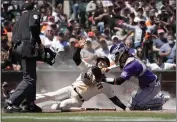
1;111;176;122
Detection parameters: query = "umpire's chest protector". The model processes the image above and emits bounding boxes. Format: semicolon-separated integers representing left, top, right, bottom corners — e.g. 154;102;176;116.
13;11;39;58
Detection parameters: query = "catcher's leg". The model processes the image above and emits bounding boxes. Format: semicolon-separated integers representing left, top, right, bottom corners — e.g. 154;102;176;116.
129;80;161;110
146;93;170;110
36;86;72;104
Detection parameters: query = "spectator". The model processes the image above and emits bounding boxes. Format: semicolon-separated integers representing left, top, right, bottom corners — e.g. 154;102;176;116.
159;34;176;64
67;19;75;33
55;31;70;62
134;7;146;22
73;23;87;38
109;7;124;33
154;30;167;47
118;19;147;48
80;38;97;64
111;35;121;45
143;30;155;63
136;47;144;60
145;11;156;27
72;1;79;20
40;5;48;22
125;38;137;56
96;38;111;57
1;49;13;70
87;31;100;49
68;37;77;54
153;29;168;62
144;6;151;20
102;28;111;41
40;25;55;46
1;0;176;71
128;13;136;25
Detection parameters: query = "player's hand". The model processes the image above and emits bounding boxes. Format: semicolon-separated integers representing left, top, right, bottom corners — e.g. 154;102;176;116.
101;68;109;73
78;38;86;48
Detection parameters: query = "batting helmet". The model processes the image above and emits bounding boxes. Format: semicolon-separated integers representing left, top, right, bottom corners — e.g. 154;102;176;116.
96;56;110;67
85;66;103;83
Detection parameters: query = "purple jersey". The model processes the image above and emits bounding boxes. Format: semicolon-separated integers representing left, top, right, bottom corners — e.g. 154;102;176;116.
120;57;157;88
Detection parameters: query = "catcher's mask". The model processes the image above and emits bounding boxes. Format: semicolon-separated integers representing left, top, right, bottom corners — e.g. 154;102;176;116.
84;66;103;83
38;48;56;66
110;43;129;67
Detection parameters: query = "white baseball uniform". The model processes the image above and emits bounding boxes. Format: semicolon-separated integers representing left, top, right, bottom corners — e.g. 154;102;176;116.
36;59;115;109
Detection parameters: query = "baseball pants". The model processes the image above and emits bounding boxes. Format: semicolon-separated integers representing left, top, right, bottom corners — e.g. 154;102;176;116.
36;86;83;109
129;80;165;110
9;58;37;106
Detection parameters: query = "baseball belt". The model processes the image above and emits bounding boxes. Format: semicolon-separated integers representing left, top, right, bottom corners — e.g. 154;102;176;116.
72;85;85;102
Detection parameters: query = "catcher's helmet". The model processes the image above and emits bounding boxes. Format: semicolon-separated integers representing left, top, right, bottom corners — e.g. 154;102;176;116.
110;43;129;65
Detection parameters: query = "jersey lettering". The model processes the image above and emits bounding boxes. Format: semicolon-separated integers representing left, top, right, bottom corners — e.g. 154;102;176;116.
96;82;103;90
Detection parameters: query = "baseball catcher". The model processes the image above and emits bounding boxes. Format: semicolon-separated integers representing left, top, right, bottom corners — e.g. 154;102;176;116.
102;43;170;110
36;39;127;111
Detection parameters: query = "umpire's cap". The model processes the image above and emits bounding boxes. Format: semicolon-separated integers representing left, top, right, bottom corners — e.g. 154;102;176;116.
21;2;34;11
96;56;110;67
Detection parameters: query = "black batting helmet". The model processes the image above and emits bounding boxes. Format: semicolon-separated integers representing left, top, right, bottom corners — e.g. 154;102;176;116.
96;56;110;67
85;66;103;83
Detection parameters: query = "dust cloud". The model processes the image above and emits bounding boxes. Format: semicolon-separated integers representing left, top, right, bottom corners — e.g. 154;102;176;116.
36;70;176;110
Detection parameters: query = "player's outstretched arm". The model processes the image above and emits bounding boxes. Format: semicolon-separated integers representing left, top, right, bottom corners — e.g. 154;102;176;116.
109;96;127;110
73;39;86;66
73;47;82;66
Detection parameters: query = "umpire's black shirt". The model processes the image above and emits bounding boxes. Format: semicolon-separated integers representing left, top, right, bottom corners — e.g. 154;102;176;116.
12;10;41;58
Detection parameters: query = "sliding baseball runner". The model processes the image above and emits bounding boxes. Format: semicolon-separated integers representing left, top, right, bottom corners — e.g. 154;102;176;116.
36;39;128;111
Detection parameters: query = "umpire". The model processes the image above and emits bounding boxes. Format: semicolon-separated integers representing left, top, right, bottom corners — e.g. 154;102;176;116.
5;2;43;113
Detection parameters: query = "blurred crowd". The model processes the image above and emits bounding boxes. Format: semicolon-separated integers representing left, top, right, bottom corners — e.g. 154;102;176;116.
1;0;176;71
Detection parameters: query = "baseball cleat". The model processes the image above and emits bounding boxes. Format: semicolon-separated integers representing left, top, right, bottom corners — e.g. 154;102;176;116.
164;95;170;103
51;103;61;110
51;103;58;110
